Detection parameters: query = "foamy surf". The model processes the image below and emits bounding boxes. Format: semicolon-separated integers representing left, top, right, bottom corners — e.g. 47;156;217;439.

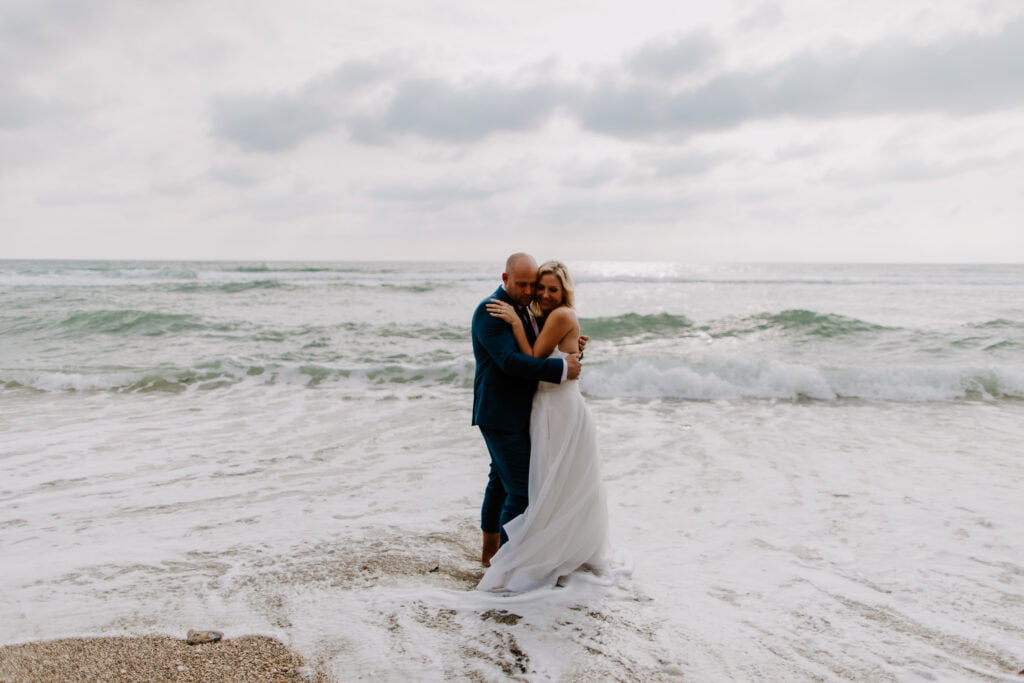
2;260;1022;680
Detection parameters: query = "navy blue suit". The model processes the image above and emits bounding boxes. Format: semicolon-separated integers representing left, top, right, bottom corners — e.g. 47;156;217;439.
472;286;563;540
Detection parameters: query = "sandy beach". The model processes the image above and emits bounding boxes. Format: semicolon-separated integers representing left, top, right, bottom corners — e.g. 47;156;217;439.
0;634;326;682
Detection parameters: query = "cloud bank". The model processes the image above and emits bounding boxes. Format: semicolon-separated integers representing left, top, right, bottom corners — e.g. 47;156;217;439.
213;18;1024;151
4;1;1024;261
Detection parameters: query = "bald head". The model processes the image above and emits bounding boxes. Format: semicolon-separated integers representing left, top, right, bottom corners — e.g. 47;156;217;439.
502;252;539;307
505;252;537;274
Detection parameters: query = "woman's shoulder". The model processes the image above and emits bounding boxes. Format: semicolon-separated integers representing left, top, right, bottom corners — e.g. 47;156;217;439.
546;306;578;325
552;307;577;321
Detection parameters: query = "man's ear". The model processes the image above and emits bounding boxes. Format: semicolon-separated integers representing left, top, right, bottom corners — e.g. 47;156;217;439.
501;273;509;285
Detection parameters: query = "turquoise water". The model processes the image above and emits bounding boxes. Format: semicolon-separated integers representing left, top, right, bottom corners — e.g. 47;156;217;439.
2;260;1022;399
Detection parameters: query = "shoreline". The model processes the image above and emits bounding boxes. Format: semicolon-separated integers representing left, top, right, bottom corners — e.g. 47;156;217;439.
0;634;327;682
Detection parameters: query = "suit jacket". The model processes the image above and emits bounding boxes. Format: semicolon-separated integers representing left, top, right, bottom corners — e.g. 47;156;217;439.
471;286;564;432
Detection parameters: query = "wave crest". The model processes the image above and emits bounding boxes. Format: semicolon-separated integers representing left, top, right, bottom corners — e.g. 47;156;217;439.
171;280;286;293
578;310;890;343
580;313;694;340
744;310;890;338
56;310;212;336
0;360;474;394
581;358;1024;401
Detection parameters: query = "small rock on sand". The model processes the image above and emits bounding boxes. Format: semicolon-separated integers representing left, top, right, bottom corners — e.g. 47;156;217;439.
185;630;223;645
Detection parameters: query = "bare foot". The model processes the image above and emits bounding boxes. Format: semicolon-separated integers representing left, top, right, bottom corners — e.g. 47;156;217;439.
481;532;500;567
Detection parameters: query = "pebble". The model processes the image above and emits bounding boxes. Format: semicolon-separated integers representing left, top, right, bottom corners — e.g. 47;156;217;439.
186;629;224;645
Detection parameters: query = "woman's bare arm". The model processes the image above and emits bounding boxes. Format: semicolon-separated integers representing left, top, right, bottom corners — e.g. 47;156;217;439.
486;301;578;358
485;300;531;355
531;307;577;358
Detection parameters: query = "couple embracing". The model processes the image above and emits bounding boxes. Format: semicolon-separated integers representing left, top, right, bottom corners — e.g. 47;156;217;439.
471;253;608;593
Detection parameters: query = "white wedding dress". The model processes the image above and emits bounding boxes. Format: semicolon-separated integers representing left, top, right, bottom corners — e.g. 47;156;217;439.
478;348;608;593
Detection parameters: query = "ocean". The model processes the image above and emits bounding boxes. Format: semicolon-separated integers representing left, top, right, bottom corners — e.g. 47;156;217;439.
1;260;1021;680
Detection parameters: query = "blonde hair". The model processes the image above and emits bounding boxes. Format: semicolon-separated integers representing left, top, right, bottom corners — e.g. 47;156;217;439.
532;260;575;314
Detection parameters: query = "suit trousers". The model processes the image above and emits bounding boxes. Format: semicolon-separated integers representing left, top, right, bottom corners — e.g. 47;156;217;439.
478;426;531;544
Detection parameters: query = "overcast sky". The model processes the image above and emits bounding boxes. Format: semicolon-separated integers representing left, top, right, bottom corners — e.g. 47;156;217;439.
3;0;1023;262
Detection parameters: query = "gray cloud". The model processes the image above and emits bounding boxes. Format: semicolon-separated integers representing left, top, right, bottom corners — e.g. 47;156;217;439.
638;150;733;178
215;58;404;149
367;179;510;207
0;0;102;65
0;1;138;129
626;30;720;79
0;85;48;129
210;17;1024;151
778;22;1024;117
210;58;407;151
577;18;1024;136
357;77;562;143
211;91;337;152
212;59;565;150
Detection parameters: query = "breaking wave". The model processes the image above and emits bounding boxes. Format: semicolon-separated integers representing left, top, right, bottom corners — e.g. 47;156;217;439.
580;313;694;340
0;359;475;394
580;310;892;342
581;358;1024;401
5;354;1023;402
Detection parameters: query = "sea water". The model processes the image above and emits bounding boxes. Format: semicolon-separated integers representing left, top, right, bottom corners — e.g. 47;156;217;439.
1;261;1021;680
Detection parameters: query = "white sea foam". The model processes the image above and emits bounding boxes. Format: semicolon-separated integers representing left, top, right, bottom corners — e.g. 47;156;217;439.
2;261;1023;679
4;370;142;393
583;357;1024;401
584;357;838;400
1;389;1021;680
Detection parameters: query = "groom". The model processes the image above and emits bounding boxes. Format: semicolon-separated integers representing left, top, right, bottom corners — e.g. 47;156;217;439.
471;252;582;566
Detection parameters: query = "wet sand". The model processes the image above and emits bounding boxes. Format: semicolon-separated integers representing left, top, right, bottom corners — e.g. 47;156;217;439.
0;634;327;682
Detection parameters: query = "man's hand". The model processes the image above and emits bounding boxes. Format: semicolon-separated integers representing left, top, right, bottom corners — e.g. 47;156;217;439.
566;353;582;380
578;335;589;358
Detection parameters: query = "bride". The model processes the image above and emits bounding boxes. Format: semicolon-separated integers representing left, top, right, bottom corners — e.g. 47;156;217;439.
477;260;608;593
